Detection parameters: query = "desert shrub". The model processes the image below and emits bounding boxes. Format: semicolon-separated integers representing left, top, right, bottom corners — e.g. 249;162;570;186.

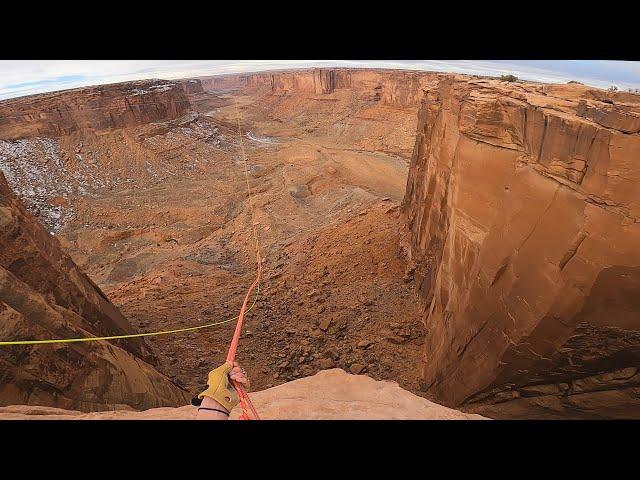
500;74;519;82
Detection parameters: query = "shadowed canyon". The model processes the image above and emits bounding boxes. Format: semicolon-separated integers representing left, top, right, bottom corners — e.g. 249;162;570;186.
0;69;639;419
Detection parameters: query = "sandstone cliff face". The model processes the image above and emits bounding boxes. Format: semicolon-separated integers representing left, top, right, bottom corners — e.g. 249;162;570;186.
179;79;205;95
263;69;433;107
198;74;250;91
0;80;190;140
198;69;435;107
0;172;189;410
0;80;201;233
403;77;640;418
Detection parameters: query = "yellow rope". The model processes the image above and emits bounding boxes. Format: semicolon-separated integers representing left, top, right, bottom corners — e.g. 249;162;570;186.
234;98;262;264
0;266;260;346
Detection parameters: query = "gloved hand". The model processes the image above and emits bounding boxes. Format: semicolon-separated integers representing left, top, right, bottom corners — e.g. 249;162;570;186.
194;362;239;412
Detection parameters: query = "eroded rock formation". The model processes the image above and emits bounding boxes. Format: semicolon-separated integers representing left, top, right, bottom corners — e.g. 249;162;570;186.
0;80;200;233
0;172;189;410
0;80;190;140
197;68;436;107
403;76;640;418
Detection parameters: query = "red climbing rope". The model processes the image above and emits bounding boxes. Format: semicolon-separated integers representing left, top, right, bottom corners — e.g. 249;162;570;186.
226;256;262;420
224;99;263;420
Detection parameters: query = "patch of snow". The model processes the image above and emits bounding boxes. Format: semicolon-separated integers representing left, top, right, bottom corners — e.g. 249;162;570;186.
128;83;176;96
246;131;277;146
0;137;75;232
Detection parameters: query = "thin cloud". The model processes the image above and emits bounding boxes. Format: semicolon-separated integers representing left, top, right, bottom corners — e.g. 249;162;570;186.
0;60;638;101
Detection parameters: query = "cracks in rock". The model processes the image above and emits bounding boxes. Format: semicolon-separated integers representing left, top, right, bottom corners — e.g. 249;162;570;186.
515;185;560;257
501;329;518;347
456;317;490;360
490;260;510;287
529;166;639;223
559;232;587;271
524;346;554;362
537;114;549;164
463;133;526;153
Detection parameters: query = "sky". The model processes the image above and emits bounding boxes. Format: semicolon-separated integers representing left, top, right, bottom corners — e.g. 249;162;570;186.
0;60;639;101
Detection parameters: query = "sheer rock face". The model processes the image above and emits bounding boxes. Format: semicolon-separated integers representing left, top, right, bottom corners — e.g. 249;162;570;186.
197;68;437;107
0;172;189;411
258;68;430;106
403;77;640;419
179;79;205;95
0;80;190;140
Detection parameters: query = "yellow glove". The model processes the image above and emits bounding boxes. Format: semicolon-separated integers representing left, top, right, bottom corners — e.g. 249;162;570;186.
194;363;239;412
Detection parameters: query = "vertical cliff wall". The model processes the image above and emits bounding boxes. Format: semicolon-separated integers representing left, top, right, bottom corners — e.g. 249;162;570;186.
403;77;640;418
264;69;432;106
179;79;205;95
0;80;190;140
196;69;436;107
0;172;189;410
197;74;249;90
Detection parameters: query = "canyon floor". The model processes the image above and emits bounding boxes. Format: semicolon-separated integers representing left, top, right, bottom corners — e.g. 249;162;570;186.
49;86;426;398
